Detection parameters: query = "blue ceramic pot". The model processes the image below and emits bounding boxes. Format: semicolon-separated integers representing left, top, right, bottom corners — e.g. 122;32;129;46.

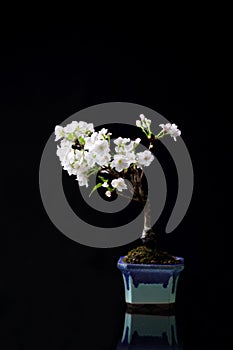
117;256;184;305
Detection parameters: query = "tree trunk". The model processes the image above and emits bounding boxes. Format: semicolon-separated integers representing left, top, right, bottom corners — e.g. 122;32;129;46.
142;198;151;237
140;198;157;248
131;169;157;248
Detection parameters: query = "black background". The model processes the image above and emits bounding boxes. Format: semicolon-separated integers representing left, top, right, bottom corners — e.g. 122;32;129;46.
2;22;231;349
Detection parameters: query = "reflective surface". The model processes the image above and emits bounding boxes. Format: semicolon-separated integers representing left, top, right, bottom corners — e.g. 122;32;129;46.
6;259;231;349
117;311;182;349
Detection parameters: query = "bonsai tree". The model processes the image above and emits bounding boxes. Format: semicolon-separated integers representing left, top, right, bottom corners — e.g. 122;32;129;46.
55;114;181;264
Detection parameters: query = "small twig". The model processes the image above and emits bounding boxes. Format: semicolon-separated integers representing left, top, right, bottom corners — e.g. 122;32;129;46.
102;166;120;178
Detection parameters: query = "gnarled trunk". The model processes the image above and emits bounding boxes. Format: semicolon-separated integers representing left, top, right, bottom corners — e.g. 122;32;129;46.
130;168;157;248
141;198;151;239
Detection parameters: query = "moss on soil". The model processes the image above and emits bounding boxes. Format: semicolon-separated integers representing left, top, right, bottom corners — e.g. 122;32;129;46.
123;246;180;265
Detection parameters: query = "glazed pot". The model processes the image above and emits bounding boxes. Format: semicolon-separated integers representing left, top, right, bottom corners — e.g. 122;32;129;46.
117;256;184;306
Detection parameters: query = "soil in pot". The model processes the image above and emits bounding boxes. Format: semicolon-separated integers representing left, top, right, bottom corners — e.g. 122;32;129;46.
123;246;181;265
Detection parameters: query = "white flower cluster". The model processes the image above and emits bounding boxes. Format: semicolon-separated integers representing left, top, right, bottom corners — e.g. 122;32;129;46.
110;136;153;172
159;123;181;141
55;119;155;193
99;176;128;198
55;121;94;142
55;115;181;196
55;122;112;188
136;114;152;138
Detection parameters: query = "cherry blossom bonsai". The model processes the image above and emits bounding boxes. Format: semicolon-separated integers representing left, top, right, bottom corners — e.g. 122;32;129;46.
55;114;181;263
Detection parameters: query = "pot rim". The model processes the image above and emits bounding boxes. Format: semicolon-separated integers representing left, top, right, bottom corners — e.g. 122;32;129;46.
117;256;184;270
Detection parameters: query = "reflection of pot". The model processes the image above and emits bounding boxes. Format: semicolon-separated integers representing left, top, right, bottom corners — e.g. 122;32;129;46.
117;312;182;349
117;256;184;305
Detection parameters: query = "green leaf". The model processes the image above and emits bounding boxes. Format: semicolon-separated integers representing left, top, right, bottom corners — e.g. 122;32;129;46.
98;176;108;182
89;183;102;197
78;136;85;145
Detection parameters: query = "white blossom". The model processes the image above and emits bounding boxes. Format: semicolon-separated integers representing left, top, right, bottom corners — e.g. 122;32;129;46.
114;137;130;146
92;140;110;157
60;138;73;148
84;151;96;168
140;114;151;124
64;121;79;133
114;138;140;165
98;128;110;138
56;145;69;163
96;153;111;167
125;139;140;153
79;121;94;132
159;123;171;132
67;149;75;164
136;120;142;127
159;123;181;141
75;164;90;187
102;182;109;188
105;190;111;197
84;136;111;167
75;121;94;137
75;149;85;163
111;178;127;192
63;163;77;176
84;133;98;151
55;125;64;141
136;150;154;167
125;151;136;164
110;154;131;172
114;137;133;154
56;120;94;140
135;138;141;144
76;173;89;187
136;114;151;129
